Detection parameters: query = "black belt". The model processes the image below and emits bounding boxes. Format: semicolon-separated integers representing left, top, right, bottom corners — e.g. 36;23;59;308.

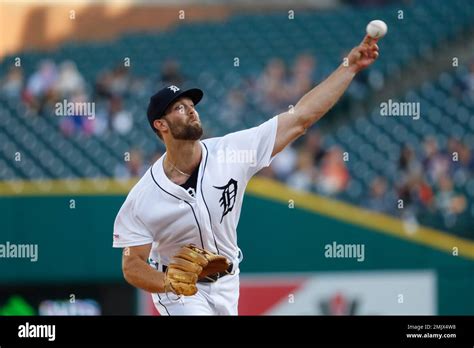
162;263;233;283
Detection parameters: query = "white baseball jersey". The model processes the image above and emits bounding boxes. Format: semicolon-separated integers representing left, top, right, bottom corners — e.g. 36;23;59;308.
113;115;278;306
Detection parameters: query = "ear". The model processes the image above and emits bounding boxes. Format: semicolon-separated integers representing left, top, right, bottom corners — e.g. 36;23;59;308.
153;119;167;133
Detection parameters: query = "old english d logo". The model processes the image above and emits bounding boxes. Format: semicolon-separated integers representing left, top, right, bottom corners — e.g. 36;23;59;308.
214;178;238;223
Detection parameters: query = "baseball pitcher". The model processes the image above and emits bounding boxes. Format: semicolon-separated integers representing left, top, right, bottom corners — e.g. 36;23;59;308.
113;35;380;315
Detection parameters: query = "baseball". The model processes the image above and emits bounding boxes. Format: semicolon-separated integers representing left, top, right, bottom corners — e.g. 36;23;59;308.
366;20;387;39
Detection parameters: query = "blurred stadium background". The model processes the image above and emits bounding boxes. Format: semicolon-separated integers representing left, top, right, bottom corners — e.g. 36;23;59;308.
0;0;473;315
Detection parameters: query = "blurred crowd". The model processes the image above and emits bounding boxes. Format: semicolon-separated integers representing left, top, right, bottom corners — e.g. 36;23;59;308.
367;137;473;230
258;127;473;233
0;58;185;139
1;55;474;235
261;130;350;196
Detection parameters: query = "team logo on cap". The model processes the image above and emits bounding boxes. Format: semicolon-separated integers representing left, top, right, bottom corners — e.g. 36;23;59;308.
168;85;180;93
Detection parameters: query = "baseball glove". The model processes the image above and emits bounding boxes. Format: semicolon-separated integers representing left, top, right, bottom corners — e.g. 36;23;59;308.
164;244;231;296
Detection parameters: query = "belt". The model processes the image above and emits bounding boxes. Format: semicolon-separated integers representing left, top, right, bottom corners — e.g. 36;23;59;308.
162;263;233;283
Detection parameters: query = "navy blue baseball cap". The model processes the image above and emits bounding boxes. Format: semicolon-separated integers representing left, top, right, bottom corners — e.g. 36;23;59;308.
147;85;203;131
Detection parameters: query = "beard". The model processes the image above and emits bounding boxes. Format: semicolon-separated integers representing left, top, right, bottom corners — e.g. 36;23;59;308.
167;117;203;141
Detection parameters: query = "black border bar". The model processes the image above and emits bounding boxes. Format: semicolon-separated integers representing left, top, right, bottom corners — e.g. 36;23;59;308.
0;315;473;345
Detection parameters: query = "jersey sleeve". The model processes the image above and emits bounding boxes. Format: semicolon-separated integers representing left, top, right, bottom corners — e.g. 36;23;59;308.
113;193;154;248
222;115;278;178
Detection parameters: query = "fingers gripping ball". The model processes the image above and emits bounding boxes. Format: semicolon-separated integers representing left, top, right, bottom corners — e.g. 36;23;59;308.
366;20;387;39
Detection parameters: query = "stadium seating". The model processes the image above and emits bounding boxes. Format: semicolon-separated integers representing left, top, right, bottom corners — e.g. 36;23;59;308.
0;0;473;236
